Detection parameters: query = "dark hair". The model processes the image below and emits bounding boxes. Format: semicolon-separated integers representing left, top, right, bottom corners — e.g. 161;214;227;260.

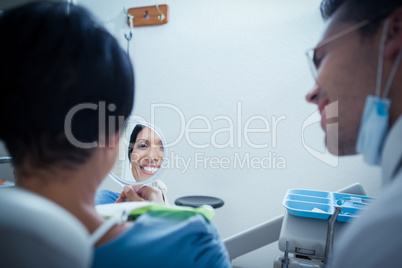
320;0;402;35
0;2;134;171
127;124;146;161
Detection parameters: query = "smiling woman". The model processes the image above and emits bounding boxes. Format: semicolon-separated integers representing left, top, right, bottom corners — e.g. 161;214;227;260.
128;124;164;181
96;122;169;205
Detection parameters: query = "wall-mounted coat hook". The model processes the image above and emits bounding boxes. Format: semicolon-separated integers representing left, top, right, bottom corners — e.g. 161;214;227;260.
126;5;168;27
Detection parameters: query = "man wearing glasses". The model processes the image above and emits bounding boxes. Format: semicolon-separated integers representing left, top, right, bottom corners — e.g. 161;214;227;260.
305;0;402;267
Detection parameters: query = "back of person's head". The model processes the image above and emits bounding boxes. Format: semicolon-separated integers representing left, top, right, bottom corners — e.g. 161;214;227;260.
320;0;402;35
0;1;134;172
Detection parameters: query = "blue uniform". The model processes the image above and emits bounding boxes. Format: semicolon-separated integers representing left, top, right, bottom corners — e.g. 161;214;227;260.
95;190;119;205
92;206;231;268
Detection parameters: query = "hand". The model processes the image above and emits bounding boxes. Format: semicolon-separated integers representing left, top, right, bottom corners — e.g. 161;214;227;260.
115;185;165;204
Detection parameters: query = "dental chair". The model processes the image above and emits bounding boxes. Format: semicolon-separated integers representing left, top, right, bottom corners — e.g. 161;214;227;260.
0;187;92;268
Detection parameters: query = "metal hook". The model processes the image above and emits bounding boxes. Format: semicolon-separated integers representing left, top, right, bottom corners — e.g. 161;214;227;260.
123;7;134;28
123;7;134;57
123;7;134;39
128;14;134;31
124;31;132;41
155;4;165;21
124;15;134;42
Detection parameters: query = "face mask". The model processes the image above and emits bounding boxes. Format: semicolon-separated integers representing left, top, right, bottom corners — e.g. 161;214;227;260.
356;18;402;165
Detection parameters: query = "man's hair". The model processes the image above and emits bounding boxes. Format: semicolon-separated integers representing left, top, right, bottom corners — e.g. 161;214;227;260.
320;0;402;35
0;2;134;171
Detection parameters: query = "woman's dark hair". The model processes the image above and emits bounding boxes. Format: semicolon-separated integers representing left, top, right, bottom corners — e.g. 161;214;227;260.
0;2;134;170
320;0;402;35
127;124;145;162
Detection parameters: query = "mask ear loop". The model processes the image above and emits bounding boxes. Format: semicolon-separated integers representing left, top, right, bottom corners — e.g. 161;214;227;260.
382;47;402;99
376;18;402;100
375;18;391;98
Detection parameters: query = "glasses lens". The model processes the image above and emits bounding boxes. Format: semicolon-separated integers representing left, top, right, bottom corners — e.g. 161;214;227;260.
306;49;318;81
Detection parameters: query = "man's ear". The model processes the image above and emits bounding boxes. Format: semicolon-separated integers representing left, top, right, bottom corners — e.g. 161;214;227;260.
385;7;402;59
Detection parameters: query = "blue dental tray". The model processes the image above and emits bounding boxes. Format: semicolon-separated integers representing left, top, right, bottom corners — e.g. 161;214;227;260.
282;189;375;222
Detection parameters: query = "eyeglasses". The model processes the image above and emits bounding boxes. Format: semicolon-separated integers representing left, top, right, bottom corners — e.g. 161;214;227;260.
305;20;370;81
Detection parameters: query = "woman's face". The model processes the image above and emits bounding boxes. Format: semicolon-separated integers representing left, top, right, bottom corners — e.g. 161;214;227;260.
130;127;164;181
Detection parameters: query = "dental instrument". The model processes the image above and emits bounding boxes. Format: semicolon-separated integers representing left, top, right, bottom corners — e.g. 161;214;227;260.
281;241;290;268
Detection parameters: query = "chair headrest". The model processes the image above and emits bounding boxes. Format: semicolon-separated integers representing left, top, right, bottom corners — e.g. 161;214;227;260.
0;187;92;268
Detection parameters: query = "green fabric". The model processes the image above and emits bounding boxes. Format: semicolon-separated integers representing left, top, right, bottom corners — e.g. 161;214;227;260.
128;204;215;222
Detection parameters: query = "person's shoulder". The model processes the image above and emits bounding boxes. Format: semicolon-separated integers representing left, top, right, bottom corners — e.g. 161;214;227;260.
135;212;231;267
94;209;230;268
332;177;402;268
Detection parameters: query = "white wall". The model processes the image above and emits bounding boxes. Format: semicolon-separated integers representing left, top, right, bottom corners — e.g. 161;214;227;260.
72;0;382;267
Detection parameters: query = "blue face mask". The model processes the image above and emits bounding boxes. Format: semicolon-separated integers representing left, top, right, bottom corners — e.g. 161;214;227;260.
356;96;390;165
356;19;402;165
